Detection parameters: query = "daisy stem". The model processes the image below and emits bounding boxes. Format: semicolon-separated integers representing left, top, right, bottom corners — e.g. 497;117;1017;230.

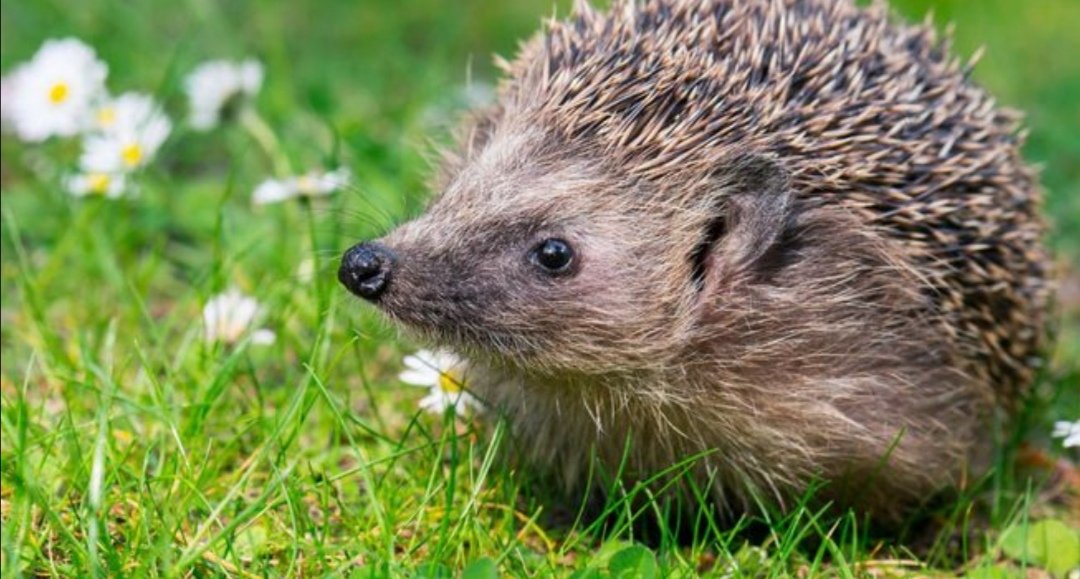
301;198;325;315
238;106;292;178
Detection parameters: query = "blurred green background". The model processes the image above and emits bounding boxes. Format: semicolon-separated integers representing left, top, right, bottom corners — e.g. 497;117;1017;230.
3;0;1077;234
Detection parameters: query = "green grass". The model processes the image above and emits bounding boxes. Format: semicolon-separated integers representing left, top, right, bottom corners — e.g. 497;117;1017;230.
2;0;1078;576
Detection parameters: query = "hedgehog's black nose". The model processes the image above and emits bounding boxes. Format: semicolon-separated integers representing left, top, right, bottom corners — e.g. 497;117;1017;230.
339;242;394;301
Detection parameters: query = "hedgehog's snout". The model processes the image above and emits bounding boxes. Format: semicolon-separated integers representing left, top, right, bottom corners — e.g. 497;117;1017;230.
339;242;395;301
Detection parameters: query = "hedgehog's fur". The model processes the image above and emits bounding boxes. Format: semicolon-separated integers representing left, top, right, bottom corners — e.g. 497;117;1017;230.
344;0;1051;520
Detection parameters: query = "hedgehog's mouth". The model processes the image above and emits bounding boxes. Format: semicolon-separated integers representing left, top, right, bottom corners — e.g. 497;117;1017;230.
377;301;543;364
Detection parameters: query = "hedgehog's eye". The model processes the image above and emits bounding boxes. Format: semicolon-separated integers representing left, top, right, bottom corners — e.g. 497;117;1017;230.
530;238;574;274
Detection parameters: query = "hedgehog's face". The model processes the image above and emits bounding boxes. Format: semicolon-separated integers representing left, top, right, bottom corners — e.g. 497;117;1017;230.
338;133;718;375
339;125;797;379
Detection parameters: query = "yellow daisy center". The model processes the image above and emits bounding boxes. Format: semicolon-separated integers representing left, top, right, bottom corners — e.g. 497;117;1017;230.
97;106;116;127
48;82;70;104
121;144;144;167
86;173;111;194
296;176;317;195
438;370;462;394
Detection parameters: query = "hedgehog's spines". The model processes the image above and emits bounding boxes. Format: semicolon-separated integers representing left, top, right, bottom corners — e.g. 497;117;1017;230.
480;0;1048;405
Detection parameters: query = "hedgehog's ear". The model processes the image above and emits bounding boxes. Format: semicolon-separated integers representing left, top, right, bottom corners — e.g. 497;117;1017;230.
691;155;794;293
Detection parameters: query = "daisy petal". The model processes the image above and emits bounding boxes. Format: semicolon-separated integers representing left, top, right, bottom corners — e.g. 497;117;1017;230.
418;391;450;414
403;351;436;371
399;368;439;386
250;329;277;345
184;59;263;131
252;179;295;205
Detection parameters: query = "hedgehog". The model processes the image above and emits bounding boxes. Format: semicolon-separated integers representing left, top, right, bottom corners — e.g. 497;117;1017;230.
338;0;1050;520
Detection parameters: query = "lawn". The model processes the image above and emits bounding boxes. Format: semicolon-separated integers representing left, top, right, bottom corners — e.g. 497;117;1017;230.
1;0;1078;576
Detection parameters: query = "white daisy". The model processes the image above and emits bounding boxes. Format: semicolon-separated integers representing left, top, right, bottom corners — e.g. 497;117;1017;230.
202;289;276;346
252;167;351;205
7;38;108;142
184;59;263;130
1052;420;1080;449
79;93;171;173
399;349;481;416
64;171;127;199
83;93;126;134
